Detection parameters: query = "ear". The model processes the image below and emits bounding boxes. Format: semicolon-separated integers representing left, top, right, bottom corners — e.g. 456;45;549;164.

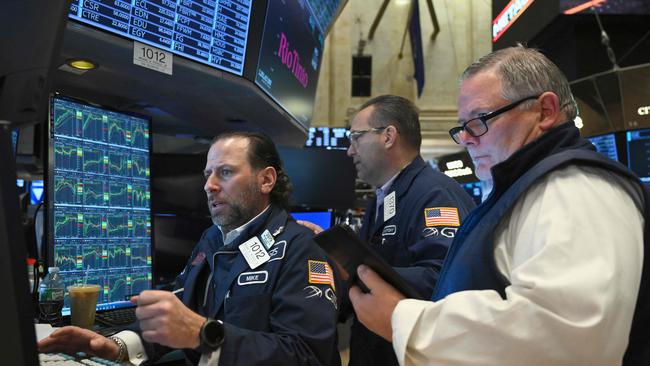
258;166;277;195
537;92;562;131
383;125;398;149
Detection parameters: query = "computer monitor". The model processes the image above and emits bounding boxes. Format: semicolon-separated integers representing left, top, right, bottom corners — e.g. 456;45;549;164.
153;213;211;285
11;129;19;155
30;180;44;205
278;147;356;210
46;95;153;316
291;210;334;230
588;133;620;162
305;127;350;150
461;181;482;205
626;128;650;184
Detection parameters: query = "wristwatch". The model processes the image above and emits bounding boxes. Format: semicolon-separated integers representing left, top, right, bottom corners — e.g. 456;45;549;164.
198;318;225;353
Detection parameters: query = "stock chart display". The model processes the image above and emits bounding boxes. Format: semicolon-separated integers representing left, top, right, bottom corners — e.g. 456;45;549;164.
68;0;252;76
50;96;152;315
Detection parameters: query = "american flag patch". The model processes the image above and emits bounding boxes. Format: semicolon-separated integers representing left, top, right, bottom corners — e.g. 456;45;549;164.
424;207;460;227
308;260;335;290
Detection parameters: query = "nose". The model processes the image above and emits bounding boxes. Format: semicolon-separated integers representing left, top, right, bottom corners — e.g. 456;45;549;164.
204;174;220;194
457;129;477;146
347;143;356;157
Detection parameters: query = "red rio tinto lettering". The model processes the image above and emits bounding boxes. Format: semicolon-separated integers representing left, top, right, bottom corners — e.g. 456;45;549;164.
277;32;308;88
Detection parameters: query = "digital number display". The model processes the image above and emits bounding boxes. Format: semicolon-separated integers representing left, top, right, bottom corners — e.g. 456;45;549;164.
68;0;252;75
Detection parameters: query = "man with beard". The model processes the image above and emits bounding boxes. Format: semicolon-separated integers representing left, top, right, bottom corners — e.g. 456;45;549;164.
344;95;476;366
39;132;340;366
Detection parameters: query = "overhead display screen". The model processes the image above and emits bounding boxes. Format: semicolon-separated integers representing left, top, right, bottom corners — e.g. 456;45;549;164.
255;0;325;127
561;0;650;14
305;127;349;150
305;0;342;33
68;0;252;75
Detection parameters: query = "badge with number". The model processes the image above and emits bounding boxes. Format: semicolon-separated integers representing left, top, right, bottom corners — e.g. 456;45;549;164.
384;191;396;222
239;237;270;269
260;229;275;250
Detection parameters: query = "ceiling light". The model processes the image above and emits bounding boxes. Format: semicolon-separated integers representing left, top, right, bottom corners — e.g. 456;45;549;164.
66;59;98;70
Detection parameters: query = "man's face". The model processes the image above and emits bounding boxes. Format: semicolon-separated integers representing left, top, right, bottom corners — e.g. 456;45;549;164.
203;137;265;232
347;106;386;187
457;71;540;181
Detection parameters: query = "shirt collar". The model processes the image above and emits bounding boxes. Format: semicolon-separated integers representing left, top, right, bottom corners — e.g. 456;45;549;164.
376;158;414;197
220;205;271;245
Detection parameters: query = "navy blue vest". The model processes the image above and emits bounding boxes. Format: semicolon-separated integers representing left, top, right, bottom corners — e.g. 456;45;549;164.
432;124;649;365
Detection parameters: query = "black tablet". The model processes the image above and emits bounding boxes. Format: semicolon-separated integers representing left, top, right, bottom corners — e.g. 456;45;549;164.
313;224;423;300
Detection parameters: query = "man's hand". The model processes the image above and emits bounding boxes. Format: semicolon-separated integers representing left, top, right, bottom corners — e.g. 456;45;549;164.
349;265;405;342
132;290;206;349
296;220;324;234
38;326;120;360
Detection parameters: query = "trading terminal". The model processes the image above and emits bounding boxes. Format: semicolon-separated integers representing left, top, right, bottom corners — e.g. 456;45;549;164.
2;0;650;365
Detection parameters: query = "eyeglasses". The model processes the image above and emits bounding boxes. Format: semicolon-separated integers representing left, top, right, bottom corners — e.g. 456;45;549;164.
449;95;540;144
348;126;387;145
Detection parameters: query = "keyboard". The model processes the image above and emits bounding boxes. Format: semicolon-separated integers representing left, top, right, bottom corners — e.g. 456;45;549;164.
39;352;121;365
95;308;137;327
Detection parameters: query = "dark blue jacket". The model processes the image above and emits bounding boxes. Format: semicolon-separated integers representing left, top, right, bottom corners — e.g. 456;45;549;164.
145;206;340;366
432;123;649;365
349;156;476;366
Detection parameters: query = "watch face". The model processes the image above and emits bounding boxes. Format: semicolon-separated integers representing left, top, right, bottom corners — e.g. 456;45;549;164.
202;319;224;349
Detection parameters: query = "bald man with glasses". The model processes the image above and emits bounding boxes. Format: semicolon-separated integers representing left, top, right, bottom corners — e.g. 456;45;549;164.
344;95;475;366
348;46;648;365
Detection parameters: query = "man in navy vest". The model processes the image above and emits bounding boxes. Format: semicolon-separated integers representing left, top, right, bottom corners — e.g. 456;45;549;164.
40;132;341;365
349;46;648;365
344;95;475;366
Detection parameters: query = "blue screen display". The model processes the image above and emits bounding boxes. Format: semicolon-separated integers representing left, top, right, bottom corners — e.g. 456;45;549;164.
292;211;333;230
30;180;45;205
11;129;19;155
627;129;650;183
461;181;482;205
588;133;619;162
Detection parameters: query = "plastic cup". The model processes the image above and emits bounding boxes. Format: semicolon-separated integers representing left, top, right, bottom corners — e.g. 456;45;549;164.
67;285;101;329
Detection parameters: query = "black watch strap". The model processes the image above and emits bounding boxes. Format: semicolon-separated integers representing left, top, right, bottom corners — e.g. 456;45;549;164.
197;318;225;353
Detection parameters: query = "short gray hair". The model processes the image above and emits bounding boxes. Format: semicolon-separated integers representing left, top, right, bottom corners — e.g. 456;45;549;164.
460;45;577;121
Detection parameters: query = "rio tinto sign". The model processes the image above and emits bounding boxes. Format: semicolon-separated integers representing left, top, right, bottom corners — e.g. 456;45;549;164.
492;0;536;43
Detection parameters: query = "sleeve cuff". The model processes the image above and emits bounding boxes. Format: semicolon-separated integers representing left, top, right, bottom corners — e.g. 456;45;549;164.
115;330;149;365
198;348;222;366
391;299;429;365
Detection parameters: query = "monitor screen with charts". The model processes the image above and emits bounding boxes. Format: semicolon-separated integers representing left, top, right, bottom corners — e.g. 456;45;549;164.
588;133;620;162
47;95;153;316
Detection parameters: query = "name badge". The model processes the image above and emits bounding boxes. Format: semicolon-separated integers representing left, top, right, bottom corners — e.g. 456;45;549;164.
382;225;397;236
384;191;396;222
237;271;269;285
260;229;275;250
239;237;270;269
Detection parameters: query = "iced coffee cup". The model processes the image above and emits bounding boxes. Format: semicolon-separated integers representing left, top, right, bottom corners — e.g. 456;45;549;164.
67;285;101;329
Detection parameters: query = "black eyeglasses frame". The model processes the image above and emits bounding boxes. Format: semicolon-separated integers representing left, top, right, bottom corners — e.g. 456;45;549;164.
449;95;540;144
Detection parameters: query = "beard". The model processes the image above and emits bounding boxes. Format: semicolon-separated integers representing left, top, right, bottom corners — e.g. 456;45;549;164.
209;180;263;233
